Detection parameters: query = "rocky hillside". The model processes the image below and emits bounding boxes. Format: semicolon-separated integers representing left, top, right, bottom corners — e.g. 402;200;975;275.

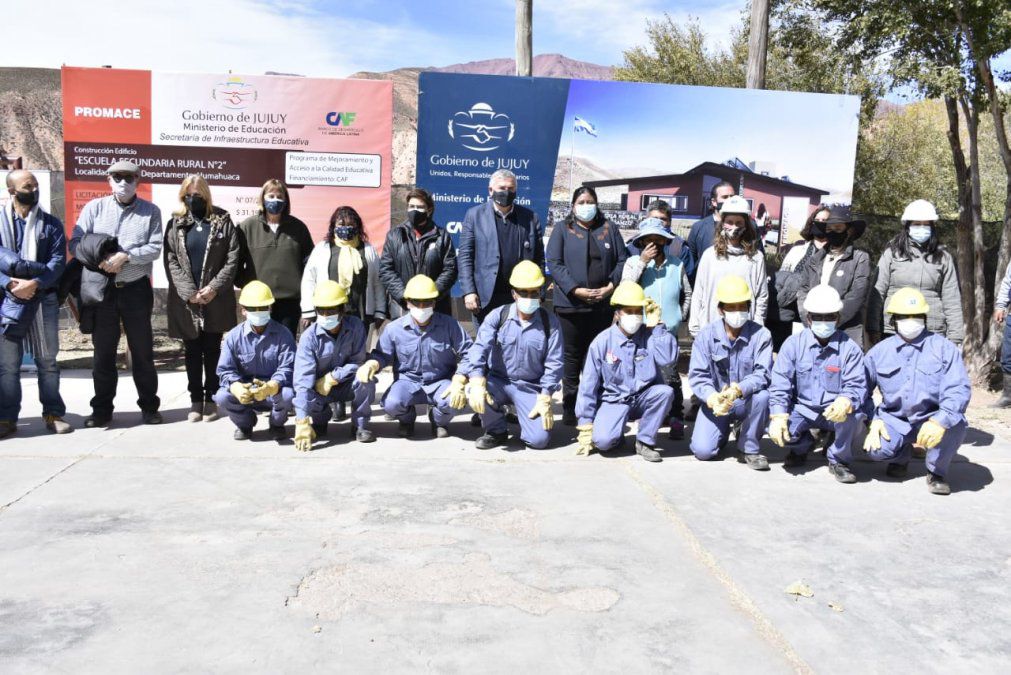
0;68;62;171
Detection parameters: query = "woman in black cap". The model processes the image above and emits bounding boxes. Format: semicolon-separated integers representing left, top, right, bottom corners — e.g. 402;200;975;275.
795;205;872;349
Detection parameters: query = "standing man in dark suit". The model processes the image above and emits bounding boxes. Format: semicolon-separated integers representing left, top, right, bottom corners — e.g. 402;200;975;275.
458;169;544;327
685;180;736;284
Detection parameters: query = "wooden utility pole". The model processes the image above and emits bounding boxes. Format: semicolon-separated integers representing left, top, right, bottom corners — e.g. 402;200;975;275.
516;0;532;77
746;0;770;88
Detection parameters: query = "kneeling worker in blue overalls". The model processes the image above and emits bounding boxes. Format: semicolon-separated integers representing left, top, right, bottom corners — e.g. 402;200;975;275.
768;284;866;483
292;280;376;451
575;281;676;462
463;261;563;450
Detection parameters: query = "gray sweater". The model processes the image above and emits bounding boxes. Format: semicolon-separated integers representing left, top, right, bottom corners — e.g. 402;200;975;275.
688;247;768;336
868;245;963;343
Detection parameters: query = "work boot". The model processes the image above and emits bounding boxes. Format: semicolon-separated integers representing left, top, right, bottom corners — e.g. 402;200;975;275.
886;462;908;479
0;420;16;439
142;410;163;425
44;415;72;434
268;424;287;441
783;450;807;468
476;430;509;450
83;413;111;428
233;427;252;441
635;440;662;462
398;420;415;438
828;462;857;484
187;402;203;423
668;417;685;440
740;452;770;471
991;374;1011;408
927;472;951;495
202;402;219;422
356;428;376;443
430;411;449;439
333;401;347;422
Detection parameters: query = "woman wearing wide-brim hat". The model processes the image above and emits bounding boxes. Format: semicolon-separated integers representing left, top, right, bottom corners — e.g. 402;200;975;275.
795;205;872;349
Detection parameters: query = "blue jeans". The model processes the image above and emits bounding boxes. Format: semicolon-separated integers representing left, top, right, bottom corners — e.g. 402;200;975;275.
0;292;65;422
1002;320;1011;374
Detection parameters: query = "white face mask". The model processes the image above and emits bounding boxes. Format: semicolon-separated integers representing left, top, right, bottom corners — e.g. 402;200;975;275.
574;203;598;222
723;311;749;329
619;312;643;334
811;321;836;339
908;225;932;244
317;314;341;331
246;311;271;327
896;317;926;340
516;297;540;314
410;305;434;324
110;177;137;202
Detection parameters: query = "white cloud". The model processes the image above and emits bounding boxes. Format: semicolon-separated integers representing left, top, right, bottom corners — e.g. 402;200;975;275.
7;0;456;77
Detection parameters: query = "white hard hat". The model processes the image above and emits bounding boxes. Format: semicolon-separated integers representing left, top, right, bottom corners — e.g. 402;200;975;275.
719;195;751;216
803;285;843;314
901;199;938;222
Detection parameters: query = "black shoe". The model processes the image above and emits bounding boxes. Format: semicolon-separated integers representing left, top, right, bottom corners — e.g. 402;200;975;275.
829;462;856;484
398;421;415;438
740;453;770;471
886;462;908;479
476;431;509;450
668;418;685;440
356;428;376;443
333;401;347;422
927;472;951;495
783;451;807;468
430;411;449;438
635;440;662;462
312;422;328;438
992;373;1011;408
142;410;163;425
562;410;577;426
84;414;111;428
233;427;252;441
470;413;482;427
268;425;286;441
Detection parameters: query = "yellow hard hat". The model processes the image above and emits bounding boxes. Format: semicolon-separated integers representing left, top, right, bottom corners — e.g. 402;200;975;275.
238;280;275;307
610;281;648;307
312;279;348;308
403;274;439;301
886;287;929;315
715;275;752;304
509;260;545;289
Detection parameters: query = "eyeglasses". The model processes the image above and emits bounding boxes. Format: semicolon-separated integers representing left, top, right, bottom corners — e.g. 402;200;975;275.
110;174;136;184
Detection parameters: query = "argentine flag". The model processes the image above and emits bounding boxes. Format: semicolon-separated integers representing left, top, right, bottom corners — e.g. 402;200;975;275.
573;116;598;137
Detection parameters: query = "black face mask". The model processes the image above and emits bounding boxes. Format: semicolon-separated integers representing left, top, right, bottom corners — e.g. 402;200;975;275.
185;194;208;220
491;189;516;207
825;230;848;248
13;189;39;208
408;209;429;228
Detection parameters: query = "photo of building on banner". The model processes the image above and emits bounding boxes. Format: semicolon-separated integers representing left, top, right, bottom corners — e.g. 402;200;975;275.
416;72;860;273
62;67;393;287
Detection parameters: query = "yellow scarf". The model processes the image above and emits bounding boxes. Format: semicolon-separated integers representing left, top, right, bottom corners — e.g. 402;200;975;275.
333;236;364;290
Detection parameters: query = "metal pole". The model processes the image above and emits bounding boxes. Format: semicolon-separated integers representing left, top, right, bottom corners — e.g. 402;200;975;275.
746;0;769;89
516;0;532;77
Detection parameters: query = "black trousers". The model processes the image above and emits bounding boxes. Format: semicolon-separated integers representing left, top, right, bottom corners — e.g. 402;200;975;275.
90;277;160;416
271;298;302;337
184;331;222;403
556;307;614;415
661;361;685;420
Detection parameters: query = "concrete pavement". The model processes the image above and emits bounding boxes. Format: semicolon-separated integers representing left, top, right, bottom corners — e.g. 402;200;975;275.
1;370;1010;673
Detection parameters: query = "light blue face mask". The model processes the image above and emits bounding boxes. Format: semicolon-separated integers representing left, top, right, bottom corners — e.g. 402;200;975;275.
516;297;540;314
811;321;836;339
908;225;932;244
317;314;341;331
574;203;598;222
247;310;271;327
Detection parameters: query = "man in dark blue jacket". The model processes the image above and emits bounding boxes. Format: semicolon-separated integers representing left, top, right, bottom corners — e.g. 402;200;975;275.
457;169;544;327
0;170;69;438
685;180;736;284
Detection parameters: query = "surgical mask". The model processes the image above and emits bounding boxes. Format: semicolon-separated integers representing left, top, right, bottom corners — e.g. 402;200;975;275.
185;194;208;220
825;231;847;248
111;178;137;202
908;225;932;244
247;311;271;327
723;311;749;329
491;189;516;207
264;198;285;215
896;317;926;340
317;314;341;331
619;313;643;334
574;203;597;222
722;225;742;240
13;189;39;207
408;209;429;228
811;321;836;339
410;305;434;324
516;297;540;314
334;225;357;242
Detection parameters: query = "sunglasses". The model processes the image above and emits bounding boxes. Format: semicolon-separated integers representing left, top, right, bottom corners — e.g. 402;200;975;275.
110;174;136;184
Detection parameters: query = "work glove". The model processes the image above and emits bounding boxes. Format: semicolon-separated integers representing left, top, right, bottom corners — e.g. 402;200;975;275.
229;381;254;405
254;379;280;402
294;418;316;452
707;391;733;417
644;298;662;328
356;359;380;383
916;419;946;450
721;382;743;404
441;373;468;410
466;376;494;414
863;419;891;452
769;413;791;447
528;393;554;431
314;372;338;397
823;396;853;423
575;423;594;456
